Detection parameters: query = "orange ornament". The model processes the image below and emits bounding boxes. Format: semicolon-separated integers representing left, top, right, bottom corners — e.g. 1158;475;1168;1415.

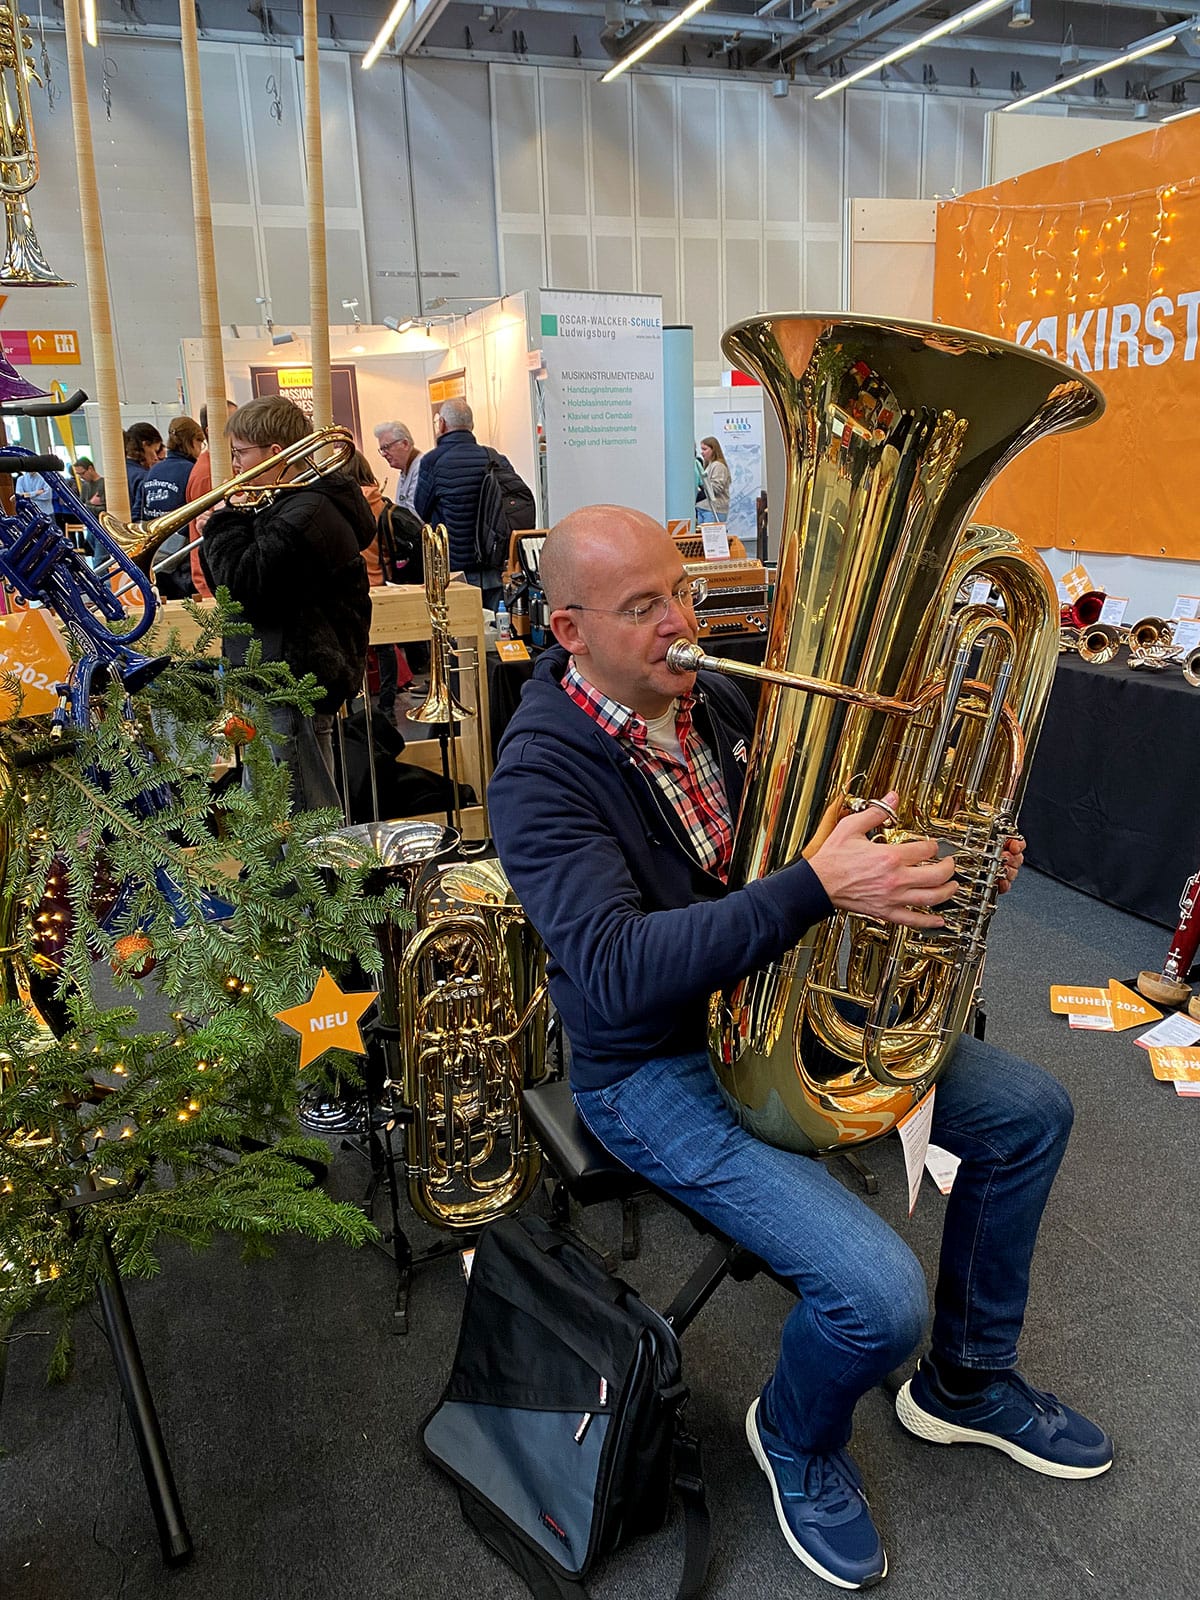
222;713;256;746
111;933;156;978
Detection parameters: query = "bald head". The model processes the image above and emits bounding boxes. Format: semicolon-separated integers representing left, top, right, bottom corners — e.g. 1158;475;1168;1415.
540;505;675;612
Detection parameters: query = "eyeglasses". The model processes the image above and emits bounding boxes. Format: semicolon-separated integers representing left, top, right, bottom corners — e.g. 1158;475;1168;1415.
565;576;707;628
230;444;266;464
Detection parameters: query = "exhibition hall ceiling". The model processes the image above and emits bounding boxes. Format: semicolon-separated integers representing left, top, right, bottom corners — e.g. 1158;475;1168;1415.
90;0;1200;119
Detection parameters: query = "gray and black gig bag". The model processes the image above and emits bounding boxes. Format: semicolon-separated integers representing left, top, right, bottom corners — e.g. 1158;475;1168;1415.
422;1214;709;1600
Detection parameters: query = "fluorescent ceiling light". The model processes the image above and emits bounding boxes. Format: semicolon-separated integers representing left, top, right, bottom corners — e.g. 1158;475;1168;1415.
600;0;716;84
83;0;97;46
1003;33;1176;110
1162;101;1200;122
814;0;1012;100
362;0;412;70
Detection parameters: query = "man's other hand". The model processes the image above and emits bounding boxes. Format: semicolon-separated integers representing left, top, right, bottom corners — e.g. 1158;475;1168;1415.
997;833;1025;895
807;790;957;930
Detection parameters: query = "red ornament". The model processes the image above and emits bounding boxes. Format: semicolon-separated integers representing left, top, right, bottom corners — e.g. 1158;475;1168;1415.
111;933;156;978
221;713;256;746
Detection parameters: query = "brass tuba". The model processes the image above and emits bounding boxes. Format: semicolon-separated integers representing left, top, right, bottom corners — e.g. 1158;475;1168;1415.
678;313;1103;1156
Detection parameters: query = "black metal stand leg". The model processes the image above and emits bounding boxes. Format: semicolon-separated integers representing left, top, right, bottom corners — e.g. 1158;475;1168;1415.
97;1240;192;1567
837;1149;879;1195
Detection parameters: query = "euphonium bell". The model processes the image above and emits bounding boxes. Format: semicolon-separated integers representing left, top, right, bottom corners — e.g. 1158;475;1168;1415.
693;312;1103;1156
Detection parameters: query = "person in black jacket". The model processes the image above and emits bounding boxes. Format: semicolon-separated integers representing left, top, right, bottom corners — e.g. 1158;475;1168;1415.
489;506;1112;1592
201;397;374;812
413;397;512;610
140;416;206;597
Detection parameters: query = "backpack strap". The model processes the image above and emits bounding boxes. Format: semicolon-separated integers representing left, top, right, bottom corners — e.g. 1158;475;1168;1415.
672;1425;710;1600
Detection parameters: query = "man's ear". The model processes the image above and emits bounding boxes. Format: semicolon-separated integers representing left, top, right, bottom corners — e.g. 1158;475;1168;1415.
550;607;587;657
267;442;284;457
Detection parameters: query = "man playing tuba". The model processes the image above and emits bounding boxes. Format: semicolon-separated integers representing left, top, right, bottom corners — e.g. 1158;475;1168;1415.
489;506;1112;1593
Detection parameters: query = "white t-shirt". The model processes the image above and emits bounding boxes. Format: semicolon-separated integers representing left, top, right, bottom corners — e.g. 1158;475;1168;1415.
643;702;684;762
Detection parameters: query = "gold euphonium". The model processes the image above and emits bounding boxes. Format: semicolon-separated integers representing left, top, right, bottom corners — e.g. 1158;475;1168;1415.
674;313;1103;1156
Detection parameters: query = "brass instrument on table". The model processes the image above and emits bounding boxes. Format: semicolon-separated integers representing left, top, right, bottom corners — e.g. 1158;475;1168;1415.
101;425;356;586
315;821;548;1230
1075;622;1123;664
0;0;69;286
1184;648;1200;688
669;312;1103;1157
1058;591;1104;654
408;521;489;842
1126;616;1180;671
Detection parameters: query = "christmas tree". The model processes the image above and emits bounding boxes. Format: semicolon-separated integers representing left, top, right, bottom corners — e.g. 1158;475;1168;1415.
0;595;402;1378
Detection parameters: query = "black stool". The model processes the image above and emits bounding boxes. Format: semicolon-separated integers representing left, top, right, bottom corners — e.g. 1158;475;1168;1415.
522;1078;791;1336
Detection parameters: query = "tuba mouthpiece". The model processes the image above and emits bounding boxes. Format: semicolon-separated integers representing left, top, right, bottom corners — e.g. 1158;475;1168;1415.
666;640;704;674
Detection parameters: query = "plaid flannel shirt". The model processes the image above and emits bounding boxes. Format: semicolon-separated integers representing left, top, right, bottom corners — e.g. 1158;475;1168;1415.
562;660;733;881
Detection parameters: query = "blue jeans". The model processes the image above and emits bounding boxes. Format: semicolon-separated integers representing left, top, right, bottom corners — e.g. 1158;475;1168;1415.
258;702;341;813
573;1034;1072;1453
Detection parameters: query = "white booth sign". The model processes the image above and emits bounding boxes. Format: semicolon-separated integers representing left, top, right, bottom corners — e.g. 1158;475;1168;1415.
539;291;664;523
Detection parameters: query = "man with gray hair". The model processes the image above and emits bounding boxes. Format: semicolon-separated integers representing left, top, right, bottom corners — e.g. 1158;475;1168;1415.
414;398;522;611
373;419;421;510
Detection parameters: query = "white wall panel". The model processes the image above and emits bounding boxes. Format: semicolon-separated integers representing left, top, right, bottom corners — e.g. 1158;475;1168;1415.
353;59;417;318
548;233;591;290
846;93;885;199
681;236;721;367
678;82;720;223
766;238;803;312
922;97;967;200
634;78;677;220
244;45;305;208
722;86;762;225
542;72;589;217
588;78;633;218
199;45;251;206
805;238;844;307
595;234;635;291
407;60;498;302
500;231;546;297
639;235;679;323
805;95;844;230
491;64;543;215
724;238;762;328
883;98;923;199
214;224;265;325
763;95;803;226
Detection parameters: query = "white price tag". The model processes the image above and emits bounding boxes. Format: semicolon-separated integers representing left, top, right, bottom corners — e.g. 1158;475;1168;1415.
1099;596;1128;626
1171;618;1200;653
968;578;992;606
1170;594;1200;620
701;524;731;561
1070;1012;1115;1031
924;1142;961;1196
1135;1013;1200;1050
898;1089;936;1216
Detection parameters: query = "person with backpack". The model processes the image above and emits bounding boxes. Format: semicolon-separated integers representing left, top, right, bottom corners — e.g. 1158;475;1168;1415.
413;398;534;613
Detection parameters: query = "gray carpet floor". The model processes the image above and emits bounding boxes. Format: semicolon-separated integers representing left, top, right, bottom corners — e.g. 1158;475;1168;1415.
2;866;1197;1599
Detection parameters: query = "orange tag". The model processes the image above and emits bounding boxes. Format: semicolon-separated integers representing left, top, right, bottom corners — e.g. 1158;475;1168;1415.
497;638;530;663
0;609;73;720
1106;979;1162;1032
1049;984;1111;1020
1148;1047;1200;1082
1060;563;1095;601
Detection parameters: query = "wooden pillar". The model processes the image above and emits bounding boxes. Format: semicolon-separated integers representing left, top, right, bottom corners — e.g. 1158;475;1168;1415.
62;0;130;523
302;0;332;430
179;0;231;485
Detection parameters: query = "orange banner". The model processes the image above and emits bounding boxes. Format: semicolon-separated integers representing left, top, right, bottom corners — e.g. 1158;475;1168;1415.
933;121;1200;559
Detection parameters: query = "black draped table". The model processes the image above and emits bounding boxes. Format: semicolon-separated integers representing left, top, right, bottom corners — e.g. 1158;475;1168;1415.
1020;651;1200;928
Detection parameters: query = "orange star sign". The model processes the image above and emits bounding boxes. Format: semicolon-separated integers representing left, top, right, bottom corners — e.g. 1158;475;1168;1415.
275;968;379;1070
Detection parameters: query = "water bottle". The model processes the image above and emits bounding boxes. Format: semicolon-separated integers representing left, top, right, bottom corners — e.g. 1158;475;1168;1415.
495;598;512;641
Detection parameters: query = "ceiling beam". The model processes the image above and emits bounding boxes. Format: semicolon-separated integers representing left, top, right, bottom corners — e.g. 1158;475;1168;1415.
802;0;946;69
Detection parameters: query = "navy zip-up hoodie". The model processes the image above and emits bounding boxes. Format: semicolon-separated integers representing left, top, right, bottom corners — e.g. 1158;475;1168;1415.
488;647;833;1092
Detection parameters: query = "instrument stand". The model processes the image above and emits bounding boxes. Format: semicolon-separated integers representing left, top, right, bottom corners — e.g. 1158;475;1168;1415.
60;1192;193;1567
341;1025;476;1335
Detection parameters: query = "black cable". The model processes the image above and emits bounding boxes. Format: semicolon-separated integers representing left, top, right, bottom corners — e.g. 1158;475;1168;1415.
87;1304;130;1599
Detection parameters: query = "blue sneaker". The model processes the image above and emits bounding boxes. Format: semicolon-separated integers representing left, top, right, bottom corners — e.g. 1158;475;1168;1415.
895;1359;1113;1479
746;1399;886;1590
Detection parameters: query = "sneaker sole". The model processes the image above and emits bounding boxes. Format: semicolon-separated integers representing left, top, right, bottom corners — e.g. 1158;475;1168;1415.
894;1381;1113;1480
745;1401;887;1591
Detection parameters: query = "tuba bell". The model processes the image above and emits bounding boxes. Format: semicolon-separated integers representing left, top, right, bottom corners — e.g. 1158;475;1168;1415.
679;313;1103;1156
0;0;70;286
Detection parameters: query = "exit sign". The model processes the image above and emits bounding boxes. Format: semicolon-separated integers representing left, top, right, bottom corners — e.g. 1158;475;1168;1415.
1;329;81;365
